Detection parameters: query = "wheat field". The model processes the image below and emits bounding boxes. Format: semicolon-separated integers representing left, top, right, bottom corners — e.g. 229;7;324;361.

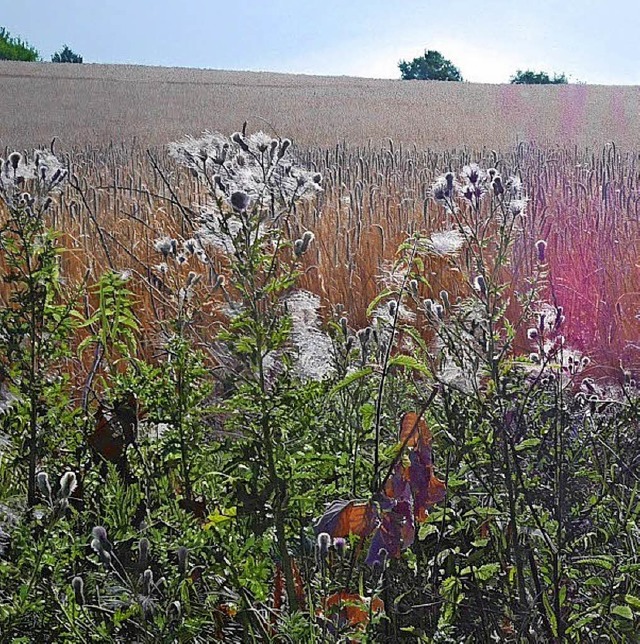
2;61;640;150
3;61;640;376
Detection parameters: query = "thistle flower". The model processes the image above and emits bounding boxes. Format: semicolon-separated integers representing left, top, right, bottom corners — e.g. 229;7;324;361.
339;317;348;337
91;526;112;565
492;175;504;196
294;230;315;257
461;163;482;184
142;568;154;595
153;237;175;259
333;537;347;556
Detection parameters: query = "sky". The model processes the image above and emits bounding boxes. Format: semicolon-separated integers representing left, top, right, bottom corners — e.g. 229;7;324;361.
1;0;638;85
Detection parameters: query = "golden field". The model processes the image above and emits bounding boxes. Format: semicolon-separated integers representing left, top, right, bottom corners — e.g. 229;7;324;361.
2;61;640;375
2;61;640;150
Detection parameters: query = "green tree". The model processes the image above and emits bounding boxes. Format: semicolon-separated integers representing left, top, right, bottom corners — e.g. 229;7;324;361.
0;27;39;61
510;69;568;84
51;45;83;63
398;49;463;81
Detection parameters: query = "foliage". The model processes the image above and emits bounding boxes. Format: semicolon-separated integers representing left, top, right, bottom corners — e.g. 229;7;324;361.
398;50;463;81
0;135;638;642
510;69;568;84
51;45;83;64
0;27;39;62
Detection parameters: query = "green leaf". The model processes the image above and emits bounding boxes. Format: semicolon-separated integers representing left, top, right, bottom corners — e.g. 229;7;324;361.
611;605;634;620
418;523;439;540
574;556;614;571
365;289;394;317
387;354;431;376
330;367;373;394
460;563;500;581
515;437;541;451
625;594;640;610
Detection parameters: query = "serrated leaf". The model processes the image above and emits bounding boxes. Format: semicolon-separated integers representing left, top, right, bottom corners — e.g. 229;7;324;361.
387;354;431;376
574;556;614;571
624;594;640;610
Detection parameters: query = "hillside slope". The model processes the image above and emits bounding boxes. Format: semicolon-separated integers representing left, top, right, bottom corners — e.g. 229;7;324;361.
1;61;639;150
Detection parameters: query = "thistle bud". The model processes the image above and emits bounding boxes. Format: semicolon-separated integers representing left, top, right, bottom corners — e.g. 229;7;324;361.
535;239;547;263
474;275;487;296
142;568;154;595
36;472;52;503
177;546;189;575
339;317;348;337
231;132;250;152
58;471;77;500
213;274;225;289
230;191;250;212
71;576;85;606
91;526;112;556
8;152;21;171
278;138;291;159
138;537;149;570
317;532;331;559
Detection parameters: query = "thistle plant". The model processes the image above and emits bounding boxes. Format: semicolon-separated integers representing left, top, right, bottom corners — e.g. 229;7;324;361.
0;150;78;508
169;130;325;615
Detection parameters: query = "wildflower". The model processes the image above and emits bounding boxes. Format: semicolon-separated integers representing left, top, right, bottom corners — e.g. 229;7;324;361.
424;230;465;257
294;231;315;257
430;174;457;202
8;152;21;171
492;175;504;196
153;236;175;259
461;163;483;184
527;328;539;341
333;537;347;556
91;526;112;566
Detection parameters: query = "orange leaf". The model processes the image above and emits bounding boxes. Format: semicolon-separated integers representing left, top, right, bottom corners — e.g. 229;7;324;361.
399;412;432;447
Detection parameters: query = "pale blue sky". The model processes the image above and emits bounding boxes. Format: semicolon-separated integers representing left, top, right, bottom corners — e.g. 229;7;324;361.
1;0;637;84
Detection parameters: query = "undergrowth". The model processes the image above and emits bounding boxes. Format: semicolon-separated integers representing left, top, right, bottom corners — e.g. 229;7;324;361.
0;135;638;642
